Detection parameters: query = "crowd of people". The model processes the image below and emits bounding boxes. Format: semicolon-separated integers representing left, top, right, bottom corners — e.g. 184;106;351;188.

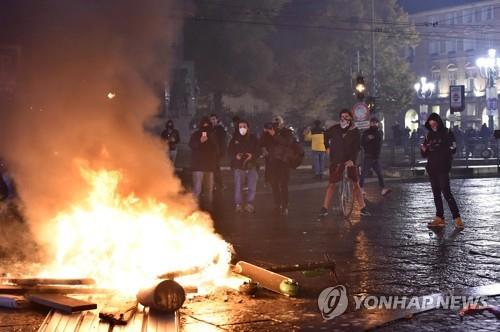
160;109;468;230
161;110;393;219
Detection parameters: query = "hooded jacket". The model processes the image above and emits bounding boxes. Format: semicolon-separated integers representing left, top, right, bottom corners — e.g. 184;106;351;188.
361;126;383;159
227;132;261;170
324;123;360;165
421;113;456;174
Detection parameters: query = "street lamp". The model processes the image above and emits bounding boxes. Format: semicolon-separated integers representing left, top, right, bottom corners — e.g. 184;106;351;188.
414;77;435;99
476;48;500;130
414;77;435;127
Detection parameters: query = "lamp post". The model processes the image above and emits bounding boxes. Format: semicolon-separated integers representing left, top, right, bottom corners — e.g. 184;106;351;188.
414;77;435;125
476;48;499;130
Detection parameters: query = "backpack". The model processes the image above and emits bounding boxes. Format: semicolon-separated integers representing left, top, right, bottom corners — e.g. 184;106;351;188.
285;140;305;169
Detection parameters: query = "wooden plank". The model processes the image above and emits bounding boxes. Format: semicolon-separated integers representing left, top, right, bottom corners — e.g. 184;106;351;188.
0;284;110;295
28;294;97;314
1;278;95;286
38;310;65;332
77;311;101;331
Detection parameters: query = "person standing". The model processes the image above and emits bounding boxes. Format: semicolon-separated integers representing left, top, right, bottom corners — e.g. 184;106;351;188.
360;118;391;196
261;116;294;216
304;120;326;180
421;113;464;229
319;109;370;218
160;119;180;164
228;120;260;213
189;117;219;209
209;114;227;191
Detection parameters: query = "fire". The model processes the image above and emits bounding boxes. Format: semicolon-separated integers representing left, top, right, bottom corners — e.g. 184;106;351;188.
41;166;232;296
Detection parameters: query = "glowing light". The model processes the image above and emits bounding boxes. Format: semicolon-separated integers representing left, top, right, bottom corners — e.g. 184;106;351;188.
107;92;116;99
41;166;232;296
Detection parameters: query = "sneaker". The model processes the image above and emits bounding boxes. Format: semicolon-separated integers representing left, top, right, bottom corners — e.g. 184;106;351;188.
235;204;243;213
427;216;445;228
281;207;289;216
361;189;366;196
381;188;392;196
360;207;371;216
318;207;329;218
454;217;464;229
244;204;255;213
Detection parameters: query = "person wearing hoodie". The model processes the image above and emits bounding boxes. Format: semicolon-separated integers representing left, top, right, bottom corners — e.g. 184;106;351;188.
189;117;219;209
360;117;391;196
227;120;260;213
421;113;464;229
318;109;370;218
160;119;180;164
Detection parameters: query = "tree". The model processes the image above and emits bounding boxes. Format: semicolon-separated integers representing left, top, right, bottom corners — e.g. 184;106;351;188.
184;0;288;114
269;0;418;120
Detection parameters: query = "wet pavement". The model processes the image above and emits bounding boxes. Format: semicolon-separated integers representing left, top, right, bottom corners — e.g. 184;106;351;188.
197;173;500;331
1;172;499;331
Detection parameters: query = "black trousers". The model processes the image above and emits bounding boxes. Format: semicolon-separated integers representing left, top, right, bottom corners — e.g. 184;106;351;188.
429;171;460;219
268;160;290;208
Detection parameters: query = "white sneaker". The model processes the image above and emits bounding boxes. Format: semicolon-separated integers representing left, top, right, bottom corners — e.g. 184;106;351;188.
381;188;392;196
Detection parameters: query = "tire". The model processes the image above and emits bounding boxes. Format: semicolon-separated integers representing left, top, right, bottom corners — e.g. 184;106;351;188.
341;176;354;218
481;148;492;159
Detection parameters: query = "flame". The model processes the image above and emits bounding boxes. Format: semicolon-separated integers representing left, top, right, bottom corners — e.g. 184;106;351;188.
41;166;232;295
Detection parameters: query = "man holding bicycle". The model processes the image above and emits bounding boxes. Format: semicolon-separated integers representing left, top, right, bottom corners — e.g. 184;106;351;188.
318;109;370;218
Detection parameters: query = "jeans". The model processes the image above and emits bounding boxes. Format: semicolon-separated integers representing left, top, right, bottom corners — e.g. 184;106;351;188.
168;150;177;166
268;160;290;208
233;169;258;205
192;171;214;206
360;158;385;188
429;172;460;219
311;151;326;176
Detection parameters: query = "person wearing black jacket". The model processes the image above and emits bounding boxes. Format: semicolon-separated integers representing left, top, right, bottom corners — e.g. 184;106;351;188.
261;116;294;216
421;113;464;229
189;117;219;209
210;114;227;190
160;119;180;164
228;120;260;213
319;109;369;218
360;118;391;196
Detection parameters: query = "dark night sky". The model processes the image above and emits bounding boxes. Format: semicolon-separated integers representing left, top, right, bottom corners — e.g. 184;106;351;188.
397;0;491;14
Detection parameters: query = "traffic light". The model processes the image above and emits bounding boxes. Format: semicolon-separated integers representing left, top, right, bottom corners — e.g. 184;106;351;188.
354;75;366;101
366;96;376;112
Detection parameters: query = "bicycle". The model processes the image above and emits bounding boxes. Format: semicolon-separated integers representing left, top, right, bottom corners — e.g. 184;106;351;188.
339;167;355;218
331;167;355;218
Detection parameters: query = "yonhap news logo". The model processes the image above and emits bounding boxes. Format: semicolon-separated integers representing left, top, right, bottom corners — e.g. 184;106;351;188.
318;285;489;320
317;285;349;320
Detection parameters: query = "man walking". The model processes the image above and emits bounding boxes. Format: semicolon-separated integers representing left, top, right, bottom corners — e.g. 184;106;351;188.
189;117;219;209
228;120;260;213
304;120;326;180
209;114;227;191
261;116;295;216
360;118;391;196
319;109;369;218
421;113;464;229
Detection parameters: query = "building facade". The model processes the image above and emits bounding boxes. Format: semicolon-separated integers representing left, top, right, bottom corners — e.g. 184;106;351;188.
405;0;500;133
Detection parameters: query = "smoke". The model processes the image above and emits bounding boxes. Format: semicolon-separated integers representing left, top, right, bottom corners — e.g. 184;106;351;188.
0;0;195;261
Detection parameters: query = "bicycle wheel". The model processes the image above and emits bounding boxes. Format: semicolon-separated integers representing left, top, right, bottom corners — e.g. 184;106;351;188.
340;170;354;218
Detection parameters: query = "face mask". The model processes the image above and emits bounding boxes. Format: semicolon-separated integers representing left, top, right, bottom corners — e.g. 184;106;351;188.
239;127;248;136
432;127;438;132
340;119;350;129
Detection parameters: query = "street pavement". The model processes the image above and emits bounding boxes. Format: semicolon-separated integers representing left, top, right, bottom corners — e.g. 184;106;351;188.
0;171;499;331
192;171;500;331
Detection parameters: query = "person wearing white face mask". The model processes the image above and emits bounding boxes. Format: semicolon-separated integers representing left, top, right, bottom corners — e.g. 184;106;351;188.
227;120;261;213
319;109;370;218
